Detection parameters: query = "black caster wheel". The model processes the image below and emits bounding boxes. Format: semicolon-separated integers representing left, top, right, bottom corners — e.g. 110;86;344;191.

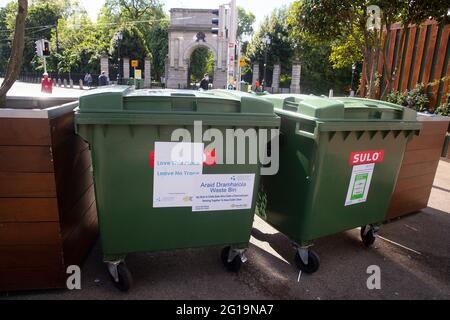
110;262;133;292
361;226;376;247
295;249;320;274
221;246;242;273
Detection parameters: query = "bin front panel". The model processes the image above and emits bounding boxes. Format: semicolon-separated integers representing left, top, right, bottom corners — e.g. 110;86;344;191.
82;123;270;256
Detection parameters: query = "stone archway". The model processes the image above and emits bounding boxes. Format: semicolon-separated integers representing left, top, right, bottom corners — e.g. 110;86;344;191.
165;8;228;89
184;42;217;87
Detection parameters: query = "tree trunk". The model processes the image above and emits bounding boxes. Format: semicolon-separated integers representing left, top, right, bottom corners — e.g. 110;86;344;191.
0;0;28;107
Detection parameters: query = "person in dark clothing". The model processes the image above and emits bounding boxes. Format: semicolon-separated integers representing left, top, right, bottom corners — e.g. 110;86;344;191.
98;71;109;86
199;74;209;91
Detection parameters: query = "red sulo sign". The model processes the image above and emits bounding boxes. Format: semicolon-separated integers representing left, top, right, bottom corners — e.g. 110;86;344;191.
349;150;384;166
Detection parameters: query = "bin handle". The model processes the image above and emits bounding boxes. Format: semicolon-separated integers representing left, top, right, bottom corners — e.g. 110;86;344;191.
295;122;317;140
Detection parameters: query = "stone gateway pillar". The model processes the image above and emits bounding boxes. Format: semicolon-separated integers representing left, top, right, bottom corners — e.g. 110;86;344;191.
100;52;109;79
290;60;301;94
271;63;280;93
252;63;260;90
123;57;130;79
144;57;151;88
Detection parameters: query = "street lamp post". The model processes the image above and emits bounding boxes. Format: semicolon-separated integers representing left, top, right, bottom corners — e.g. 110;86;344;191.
115;31;123;84
350;64;356;96
262;35;271;89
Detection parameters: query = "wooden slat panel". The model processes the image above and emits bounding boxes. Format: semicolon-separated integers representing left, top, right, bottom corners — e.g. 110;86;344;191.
390;187;432;208
63;202;98;267
0;198;59;222
394;173;436;192
49;112;78;148
386;29;397;79
53;142;91;193
386;192;431;220
0;267;65;291
401;27;417;91
0;146;53;173
410;25;427;88
376;39;386;97
60;184;95;237
396;160;440;179
0;172;56;197
391;183;433;199
430;25;449;107
412;120;449;135
359;61;367;96
422;24;439;85
0;245;63;270
0;118;50;146
57;163;94;217
440;62;450;105
407;133;447;150
393;29;405;91
0;222;61;246
403;147;444;165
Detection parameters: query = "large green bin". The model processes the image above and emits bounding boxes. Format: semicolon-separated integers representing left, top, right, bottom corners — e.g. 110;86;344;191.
257;95;421;273
75;87;279;291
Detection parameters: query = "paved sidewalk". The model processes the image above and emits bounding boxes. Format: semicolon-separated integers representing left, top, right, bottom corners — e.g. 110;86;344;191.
2;160;449;300
1;78;89;99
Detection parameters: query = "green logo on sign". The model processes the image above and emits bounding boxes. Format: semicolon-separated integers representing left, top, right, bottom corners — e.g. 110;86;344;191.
351;173;368;201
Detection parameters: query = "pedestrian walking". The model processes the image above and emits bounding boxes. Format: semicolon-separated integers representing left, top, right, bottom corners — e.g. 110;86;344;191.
98;71;109;87
199;74;209;91
41;72;53;94
87;73;93;88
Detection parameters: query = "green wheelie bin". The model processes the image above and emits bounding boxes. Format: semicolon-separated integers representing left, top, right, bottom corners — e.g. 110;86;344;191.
75;87;279;291
257;95;421;274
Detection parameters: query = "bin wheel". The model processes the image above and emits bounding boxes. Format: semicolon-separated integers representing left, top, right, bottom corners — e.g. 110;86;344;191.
295;250;320;274
221;246;242;273
111;263;133;292
361;226;376;247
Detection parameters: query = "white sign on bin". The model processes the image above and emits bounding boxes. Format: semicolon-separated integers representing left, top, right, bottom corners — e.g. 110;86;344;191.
153;142;204;208
192;174;255;212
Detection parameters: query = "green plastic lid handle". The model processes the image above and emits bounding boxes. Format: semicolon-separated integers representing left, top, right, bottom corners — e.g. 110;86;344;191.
333;97;417;121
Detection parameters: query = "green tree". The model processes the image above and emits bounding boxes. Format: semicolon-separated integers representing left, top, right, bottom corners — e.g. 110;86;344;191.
237;6;255;40
101;0;166;79
246;7;294;85
0;0;27;107
49;8;108;76
0;7;12;69
105;0;164;21
146;19;168;81
109;25;151;79
288;0;449;99
189;47;214;83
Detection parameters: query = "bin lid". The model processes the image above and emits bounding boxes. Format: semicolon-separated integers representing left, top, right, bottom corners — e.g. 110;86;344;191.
261;94;418;122
75;87;279;127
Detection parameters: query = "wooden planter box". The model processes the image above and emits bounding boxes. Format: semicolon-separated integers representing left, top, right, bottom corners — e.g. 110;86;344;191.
0;100;98;291
386;115;450;220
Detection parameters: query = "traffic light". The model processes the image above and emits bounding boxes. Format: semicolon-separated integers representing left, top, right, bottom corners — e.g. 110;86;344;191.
43;40;50;57
211;9;219;35
35;40;43;58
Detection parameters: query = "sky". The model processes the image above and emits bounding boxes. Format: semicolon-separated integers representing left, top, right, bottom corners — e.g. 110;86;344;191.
0;0;295;28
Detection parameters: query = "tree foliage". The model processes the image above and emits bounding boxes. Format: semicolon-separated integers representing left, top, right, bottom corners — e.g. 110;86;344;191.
246;7;294;82
288;0;449;99
237;6;255;40
189;47;214;83
0;0;27;107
